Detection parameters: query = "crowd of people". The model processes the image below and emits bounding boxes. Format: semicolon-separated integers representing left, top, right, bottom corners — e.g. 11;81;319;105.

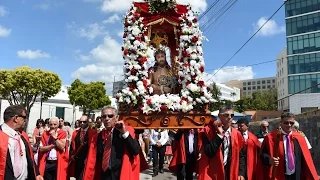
0;104;318;180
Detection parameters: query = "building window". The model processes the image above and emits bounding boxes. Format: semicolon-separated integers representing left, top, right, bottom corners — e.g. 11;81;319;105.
287;32;320;55
257;81;260;84
252;81;256;85
286;12;320;36
243;82;246;86
262;80;266;84
289;73;320;94
288;52;320;75
243;92;246;96
272;85;275;88
267;80;271;83
252;86;256;90
286;0;320;17
267;85;271;88
248;82;251;85
262;85;266;89
257;86;261;89
243;87;246;90
248;92;251;96
248;87;251;90
272;79;275;83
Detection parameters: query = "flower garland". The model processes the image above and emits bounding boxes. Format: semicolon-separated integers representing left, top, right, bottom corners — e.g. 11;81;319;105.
117;3;215;114
117;5;151;108
177;5;215;111
146;0;177;14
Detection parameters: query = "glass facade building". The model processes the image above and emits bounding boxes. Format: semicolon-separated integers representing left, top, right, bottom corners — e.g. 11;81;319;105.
286;0;320;94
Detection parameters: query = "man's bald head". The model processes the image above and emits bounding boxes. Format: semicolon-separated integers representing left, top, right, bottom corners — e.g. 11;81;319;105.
49;117;59;130
260;120;269;133
79;115;89;129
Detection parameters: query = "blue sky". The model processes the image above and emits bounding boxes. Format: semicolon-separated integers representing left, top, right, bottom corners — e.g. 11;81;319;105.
0;0;286;95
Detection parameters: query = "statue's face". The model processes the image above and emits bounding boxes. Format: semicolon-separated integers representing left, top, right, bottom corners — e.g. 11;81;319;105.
156;52;166;67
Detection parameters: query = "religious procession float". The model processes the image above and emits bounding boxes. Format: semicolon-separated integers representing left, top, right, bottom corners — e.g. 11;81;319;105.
116;0;215;129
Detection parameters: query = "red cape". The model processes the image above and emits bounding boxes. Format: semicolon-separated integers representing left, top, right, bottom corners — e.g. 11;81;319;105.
258;130;318;180
68;128;97;178
38;129;69;180
197;125;243;180
169;129;201;173
246;131;261;180
82;126;141;180
0;131;38;180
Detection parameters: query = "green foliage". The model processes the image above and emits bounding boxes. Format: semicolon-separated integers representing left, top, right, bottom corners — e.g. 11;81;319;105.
209;83;223;111
68;79;111;114
234;89;278;112
0;66;62;129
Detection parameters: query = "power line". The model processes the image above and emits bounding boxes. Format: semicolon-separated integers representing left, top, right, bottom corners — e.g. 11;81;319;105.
277;82;320;102
202;0;237;33
205;1;287;83
198;0;220;20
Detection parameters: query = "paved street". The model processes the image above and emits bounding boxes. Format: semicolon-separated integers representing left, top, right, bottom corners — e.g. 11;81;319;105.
140;165;177;180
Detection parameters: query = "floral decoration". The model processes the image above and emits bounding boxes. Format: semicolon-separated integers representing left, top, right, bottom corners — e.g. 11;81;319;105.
146;0;177;14
117;3;215;114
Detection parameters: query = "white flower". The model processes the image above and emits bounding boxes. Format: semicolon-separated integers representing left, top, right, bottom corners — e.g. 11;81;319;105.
131;27;141;36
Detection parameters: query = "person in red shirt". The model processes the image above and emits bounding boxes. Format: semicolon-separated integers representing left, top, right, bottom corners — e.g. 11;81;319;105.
82;106;142;180
259;112;318;180
68;115;97;179
38;117;68;180
237;118;260;180
198;105;246;180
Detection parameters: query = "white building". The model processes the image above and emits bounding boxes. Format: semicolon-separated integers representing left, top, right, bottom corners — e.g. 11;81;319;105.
214;83;241;102
0;85;97;134
277;48;289;112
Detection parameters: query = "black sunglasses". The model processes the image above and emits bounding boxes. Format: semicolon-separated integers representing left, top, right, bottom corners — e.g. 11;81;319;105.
101;114;115;119
221;113;234;118
17;115;27;119
283;121;294;125
79;121;87;124
262;125;269;128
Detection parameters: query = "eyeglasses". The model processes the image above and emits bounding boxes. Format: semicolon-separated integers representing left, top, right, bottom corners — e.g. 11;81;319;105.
231;123;236;125
283;121;294;125
17;115;27;119
262;125;269;128
221;113;234;118
79;121;87;124
101;114;115;119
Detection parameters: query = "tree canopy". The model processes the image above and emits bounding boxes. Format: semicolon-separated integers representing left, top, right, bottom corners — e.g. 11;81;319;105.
68;79;111;114
0;66;62;130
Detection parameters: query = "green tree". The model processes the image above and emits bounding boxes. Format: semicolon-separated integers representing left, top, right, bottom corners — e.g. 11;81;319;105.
0;66;62;130
68;79;111;115
209;83;222;111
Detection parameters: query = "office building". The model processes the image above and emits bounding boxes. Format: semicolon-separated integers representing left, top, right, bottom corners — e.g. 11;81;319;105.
212;83;241;102
277;48;289;112
285;0;320;114
112;80;125;97
224;77;276;98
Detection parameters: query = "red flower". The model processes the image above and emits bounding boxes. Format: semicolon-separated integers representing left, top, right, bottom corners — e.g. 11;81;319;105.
128;84;135;91
200;92;204;96
186;81;191;86
191;75;196;80
124;22;129;27
124;49;129;55
179;76;185;81
193;18;198;23
138;57;147;64
133;12;140;18
123;33;127;38
184;63;190;67
160;105;167;111
132;50;137;54
143;79;148;87
146;99;152;105
132;17;136;23
130;69;137;75
182;50;187;57
199;66;204;72
188;22;192;27
136;37;142;42
192;36;198;43
198;81;205;87
207;87;211;92
179;58;184;62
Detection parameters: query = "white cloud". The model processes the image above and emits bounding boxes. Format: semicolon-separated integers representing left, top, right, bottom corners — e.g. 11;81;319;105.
204;66;255;84
103;14;121;24
72;35;124;94
0;6;8;17
17;49;51;60
33;1;65;10
253;17;285;37
101;0;207;13
117;30;123;37
78;23;106;40
0;25;11;37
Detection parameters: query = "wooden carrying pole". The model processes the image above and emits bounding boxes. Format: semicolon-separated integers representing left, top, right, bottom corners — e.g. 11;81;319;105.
271;127;282;180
